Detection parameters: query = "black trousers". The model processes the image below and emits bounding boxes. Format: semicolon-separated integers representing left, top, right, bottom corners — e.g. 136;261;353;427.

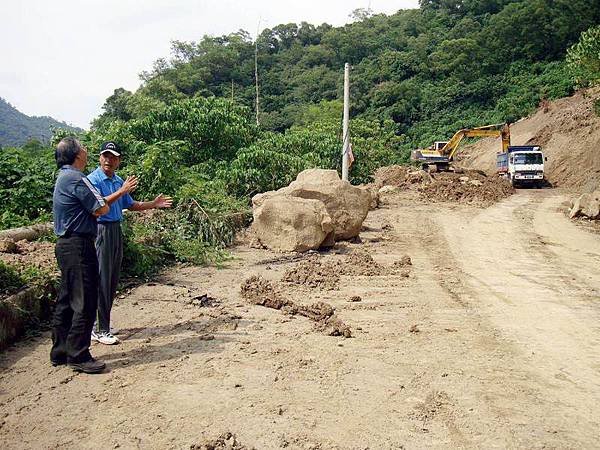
50;235;98;363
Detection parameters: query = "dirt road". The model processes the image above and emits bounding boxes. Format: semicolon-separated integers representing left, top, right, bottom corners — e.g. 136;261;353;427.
1;189;599;449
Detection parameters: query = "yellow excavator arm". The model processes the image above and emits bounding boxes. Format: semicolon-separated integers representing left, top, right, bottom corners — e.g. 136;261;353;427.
442;123;511;160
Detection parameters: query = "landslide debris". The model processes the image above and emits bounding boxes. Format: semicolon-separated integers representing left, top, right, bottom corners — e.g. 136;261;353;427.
374;166;514;207
240;275;352;337
281;255;340;290
281;250;413;290
459;86;600;190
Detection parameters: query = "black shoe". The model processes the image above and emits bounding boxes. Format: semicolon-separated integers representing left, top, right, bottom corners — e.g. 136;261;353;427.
68;358;106;374
51;358;67;366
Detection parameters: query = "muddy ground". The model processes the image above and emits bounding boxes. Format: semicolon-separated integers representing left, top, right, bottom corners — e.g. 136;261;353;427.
1;187;600;449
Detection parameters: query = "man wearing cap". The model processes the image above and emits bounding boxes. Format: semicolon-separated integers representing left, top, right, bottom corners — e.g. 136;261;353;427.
88;141;173;345
51;137;110;374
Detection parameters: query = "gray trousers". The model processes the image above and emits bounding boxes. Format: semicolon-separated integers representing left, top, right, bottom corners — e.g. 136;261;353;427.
95;222;123;333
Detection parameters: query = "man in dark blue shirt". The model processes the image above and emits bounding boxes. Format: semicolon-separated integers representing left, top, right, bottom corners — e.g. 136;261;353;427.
51;137;109;374
88;141;172;345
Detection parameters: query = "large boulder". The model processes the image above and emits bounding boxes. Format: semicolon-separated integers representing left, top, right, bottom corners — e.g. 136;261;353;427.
253;169;371;242
569;191;600;219
252;196;334;252
285;169;371;240
359;183;380;210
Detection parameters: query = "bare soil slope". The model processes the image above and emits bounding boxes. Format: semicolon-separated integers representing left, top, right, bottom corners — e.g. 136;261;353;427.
459;87;600;190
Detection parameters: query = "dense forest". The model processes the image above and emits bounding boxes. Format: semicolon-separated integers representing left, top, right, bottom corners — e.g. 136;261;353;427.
0;97;80;147
94;0;600;143
1;0;599;275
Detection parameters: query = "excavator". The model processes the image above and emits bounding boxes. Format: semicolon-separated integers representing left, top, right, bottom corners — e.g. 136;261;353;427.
411;123;511;172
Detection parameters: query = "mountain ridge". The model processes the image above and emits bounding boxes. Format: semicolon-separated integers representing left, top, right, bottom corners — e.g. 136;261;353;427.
0;97;81;148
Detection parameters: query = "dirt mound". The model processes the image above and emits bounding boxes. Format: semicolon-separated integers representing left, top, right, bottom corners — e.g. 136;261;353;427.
282;250;412;290
417;171;514;207
339;249;385;276
281;256;340;290
191;432;249;450
375;165;513;207
240;275;351;337
458;87;600;190
240;275;290;310
0;240;57;275
374;165;411;187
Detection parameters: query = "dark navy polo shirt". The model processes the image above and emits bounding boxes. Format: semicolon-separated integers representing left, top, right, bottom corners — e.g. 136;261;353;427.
52;165;106;237
87;167;135;223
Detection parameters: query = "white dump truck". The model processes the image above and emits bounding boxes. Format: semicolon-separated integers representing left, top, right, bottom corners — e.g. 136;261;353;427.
496;145;546;188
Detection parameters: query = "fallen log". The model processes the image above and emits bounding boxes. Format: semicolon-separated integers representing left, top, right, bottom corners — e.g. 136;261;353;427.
0;223;53;242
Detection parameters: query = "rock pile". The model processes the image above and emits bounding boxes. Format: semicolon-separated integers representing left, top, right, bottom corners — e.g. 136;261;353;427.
374;165;514;207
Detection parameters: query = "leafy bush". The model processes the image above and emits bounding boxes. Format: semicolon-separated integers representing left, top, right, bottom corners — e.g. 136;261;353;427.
0;145;55;230
121;218;171;278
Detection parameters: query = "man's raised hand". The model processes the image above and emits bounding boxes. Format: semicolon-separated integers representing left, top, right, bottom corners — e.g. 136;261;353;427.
121;175;139;194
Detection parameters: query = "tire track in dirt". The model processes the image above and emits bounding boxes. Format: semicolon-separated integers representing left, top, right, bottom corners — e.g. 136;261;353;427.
440;190;600;446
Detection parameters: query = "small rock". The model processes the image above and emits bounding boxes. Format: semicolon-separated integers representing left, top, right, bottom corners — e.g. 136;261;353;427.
348;295;362;303
409;324;420;333
199;334;215;341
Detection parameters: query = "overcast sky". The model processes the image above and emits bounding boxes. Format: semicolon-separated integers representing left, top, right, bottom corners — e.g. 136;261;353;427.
0;0;419;129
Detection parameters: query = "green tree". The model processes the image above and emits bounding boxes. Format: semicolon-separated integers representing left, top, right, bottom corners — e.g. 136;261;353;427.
567;25;600;87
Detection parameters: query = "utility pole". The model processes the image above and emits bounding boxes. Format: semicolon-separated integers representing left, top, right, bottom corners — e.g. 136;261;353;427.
342;63;350;181
255;19;261;126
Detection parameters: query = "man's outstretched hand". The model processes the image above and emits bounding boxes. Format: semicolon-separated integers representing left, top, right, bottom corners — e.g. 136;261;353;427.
121;175;139;194
153;194;173;209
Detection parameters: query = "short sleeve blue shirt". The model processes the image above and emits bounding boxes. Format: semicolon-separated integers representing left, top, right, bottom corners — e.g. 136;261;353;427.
87;167;135;223
53;165;106;237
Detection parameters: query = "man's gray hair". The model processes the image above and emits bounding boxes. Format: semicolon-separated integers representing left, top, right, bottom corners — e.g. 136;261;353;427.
55;137;82;168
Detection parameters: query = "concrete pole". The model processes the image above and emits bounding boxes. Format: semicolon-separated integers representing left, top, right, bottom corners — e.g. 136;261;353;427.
342;63;350;181
255;19;261;126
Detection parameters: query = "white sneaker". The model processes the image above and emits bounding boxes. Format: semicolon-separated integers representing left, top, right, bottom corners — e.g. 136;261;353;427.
91;330;100;342
96;332;120;345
